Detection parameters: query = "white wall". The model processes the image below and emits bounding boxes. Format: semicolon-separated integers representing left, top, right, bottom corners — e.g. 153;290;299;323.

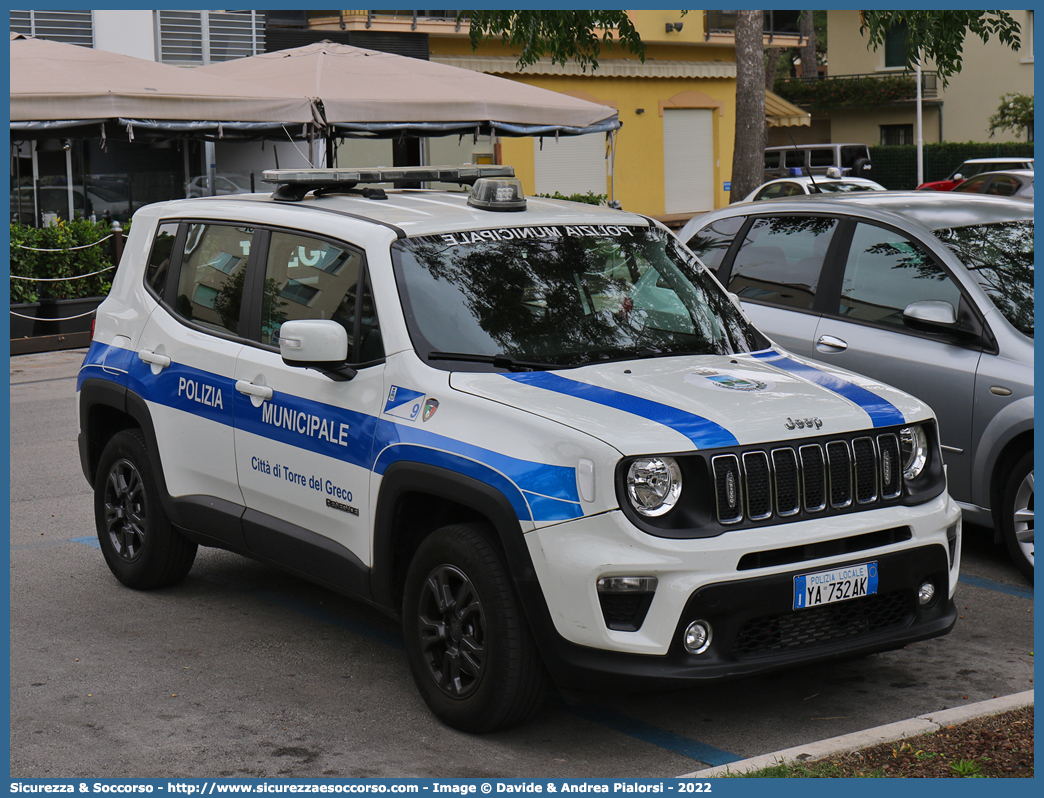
93;10;156;61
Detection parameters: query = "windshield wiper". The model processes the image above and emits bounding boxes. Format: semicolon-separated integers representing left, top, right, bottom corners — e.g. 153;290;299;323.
427;351;560;371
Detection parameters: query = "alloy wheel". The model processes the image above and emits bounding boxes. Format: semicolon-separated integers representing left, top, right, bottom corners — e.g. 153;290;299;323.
1013;469;1034;568
416;564;487;699
103;458;148;562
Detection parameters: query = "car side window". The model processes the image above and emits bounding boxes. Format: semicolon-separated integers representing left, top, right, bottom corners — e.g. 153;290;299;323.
784;150;805;169
809;149;834;167
260;230;381;363
754;183;784;201
174;223;254;335
837;222;962;328
145;222;179;297
726;216;838;309
986;176;1019;196
685;215;745;272
955;175;988;193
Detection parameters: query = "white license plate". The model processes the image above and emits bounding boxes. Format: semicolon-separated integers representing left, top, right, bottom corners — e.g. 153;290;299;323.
793;562;878;610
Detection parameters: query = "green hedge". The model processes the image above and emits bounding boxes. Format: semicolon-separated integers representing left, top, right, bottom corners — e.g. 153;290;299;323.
10;219;119;303
867;141;1036;190
535;191;608;205
775;75;917;112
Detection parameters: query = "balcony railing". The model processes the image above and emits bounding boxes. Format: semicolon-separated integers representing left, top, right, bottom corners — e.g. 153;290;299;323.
774;71;939;111
363;10;465;30
705;10;804;41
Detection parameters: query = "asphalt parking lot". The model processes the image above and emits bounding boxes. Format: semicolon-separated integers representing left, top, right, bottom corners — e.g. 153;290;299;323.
9;349;1034;779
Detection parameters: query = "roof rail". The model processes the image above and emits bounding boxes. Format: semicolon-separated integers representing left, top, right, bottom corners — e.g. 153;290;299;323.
261;165;515;201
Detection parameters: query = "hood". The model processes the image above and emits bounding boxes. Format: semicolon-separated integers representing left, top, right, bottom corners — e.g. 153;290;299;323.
450;349;931;456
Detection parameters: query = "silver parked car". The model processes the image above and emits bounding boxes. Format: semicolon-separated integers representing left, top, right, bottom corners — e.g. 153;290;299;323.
678;192;1033;579
952;170;1034;201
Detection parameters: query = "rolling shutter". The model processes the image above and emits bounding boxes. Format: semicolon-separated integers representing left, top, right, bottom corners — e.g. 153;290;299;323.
533;135;607;197
663;108;714;213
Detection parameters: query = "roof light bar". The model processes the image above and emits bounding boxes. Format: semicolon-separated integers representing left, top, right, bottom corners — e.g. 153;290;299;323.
262;165;515;201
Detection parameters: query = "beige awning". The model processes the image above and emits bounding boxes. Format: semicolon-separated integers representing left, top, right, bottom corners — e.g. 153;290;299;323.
196;41;620;135
766;90;811;127
10;32;313;123
431;54;738;80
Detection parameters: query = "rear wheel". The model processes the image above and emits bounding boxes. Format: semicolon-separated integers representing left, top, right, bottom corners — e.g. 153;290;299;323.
402;522;546;732
1001;451;1033;582
94;429;197;589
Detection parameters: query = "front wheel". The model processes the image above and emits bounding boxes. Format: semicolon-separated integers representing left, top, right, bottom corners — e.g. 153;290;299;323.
402;523;546;732
1001;451;1033;582
94;429;197;589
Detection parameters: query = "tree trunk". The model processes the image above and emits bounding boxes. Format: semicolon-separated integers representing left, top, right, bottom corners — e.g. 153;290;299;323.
765;47;781;91
731;11;766;203
799;10;817;78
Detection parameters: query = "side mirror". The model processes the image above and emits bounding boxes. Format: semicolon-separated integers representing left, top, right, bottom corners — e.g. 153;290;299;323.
952;173;963;182
903;300;958;332
278;319;356;381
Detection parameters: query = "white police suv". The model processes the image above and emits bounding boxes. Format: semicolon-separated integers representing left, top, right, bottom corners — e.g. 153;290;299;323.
77;166;961;732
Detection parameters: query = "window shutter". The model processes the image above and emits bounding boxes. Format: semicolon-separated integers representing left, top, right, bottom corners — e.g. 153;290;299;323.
10;9;94;47
158;10;264;65
208;11;265;63
158;10;204;64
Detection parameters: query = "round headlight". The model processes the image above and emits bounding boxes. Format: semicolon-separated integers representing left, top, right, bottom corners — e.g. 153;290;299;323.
899;425;929;480
626;457;682;517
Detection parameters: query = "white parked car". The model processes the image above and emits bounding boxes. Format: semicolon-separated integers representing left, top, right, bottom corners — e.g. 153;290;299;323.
77;165;961;732
184;173;253;198
742;170;886;203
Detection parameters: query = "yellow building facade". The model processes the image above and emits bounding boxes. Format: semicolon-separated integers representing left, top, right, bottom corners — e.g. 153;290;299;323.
308;10;807;224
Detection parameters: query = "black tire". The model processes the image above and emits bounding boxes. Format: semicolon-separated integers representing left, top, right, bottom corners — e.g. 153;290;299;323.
1000;451;1033;583
94;429;197;589
402;522;546;732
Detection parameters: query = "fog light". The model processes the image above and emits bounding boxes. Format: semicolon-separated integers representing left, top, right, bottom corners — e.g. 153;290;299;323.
683;620;712;654
597;576;658;593
918;581;936;605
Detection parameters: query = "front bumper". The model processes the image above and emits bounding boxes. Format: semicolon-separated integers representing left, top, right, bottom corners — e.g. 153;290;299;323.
519;495;960;689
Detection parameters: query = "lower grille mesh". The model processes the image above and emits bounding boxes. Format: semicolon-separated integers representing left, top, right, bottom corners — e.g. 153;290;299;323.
733;591;912;656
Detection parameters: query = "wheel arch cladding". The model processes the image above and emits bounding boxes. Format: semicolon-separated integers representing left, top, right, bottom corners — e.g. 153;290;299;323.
371;461;537;613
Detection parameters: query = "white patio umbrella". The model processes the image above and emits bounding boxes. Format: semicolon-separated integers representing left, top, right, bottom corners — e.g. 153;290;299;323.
10;32;314;135
195;41;620;140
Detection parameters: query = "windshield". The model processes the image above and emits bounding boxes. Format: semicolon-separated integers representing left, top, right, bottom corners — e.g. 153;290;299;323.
392;224;768;370
933;221;1034;337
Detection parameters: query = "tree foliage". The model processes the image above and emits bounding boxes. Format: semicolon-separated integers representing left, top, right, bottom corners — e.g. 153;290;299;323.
858;11;1021;83
988;93;1034;139
463;10;645;72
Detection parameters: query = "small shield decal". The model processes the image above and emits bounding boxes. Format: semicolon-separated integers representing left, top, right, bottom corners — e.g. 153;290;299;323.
422;398;439;422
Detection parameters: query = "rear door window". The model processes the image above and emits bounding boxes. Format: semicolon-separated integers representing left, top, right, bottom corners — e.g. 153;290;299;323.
175;222;255;335
727;216;838;309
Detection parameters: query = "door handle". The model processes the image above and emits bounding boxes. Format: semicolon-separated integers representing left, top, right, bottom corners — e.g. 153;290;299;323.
235;380;274;401
138;350;170;368
815;335;848;352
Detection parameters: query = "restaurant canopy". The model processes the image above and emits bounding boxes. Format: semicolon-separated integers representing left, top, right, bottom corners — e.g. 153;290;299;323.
9;33;316;140
195;41;621;138
11;35;620;141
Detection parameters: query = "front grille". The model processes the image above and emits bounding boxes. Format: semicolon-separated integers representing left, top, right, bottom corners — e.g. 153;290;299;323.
733;590;912;656
713;433;901;525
